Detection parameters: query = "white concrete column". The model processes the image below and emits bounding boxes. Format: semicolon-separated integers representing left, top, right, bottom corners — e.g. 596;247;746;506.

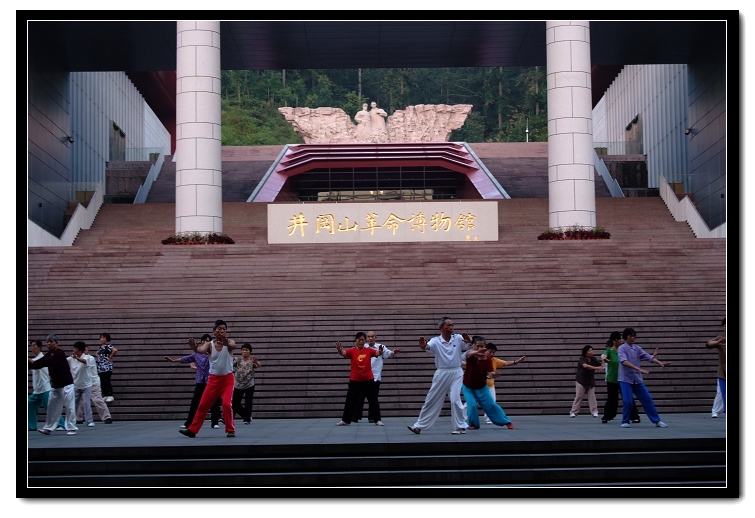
546;20;596;229
175;21;222;234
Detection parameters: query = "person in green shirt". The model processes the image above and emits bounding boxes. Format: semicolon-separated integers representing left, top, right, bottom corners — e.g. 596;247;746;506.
600;331;641;423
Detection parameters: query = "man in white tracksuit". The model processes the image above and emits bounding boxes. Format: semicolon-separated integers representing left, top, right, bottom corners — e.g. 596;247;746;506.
408;317;471;435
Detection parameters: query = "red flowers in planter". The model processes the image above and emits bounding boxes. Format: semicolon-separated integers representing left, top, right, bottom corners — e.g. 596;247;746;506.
161;232;235;245
537;226;610;240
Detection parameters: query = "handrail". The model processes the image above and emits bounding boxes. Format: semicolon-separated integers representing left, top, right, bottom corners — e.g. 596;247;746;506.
28;182;105;247
247;145;291;202
659;175;726;238
133;151;166;204
462;142;510;199
593;149;624;197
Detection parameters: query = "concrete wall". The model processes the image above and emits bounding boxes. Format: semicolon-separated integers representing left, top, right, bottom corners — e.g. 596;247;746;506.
687;59;727;229
593;64;690;190
28;61;73;237
28;67;171;238
592;62;726;229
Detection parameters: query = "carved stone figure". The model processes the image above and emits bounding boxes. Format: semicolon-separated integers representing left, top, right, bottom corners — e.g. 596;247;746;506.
368;101;388;143
354;103;370;139
278;103;472;144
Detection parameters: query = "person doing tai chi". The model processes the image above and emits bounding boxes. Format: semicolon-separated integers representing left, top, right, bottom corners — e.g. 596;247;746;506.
408;316;471;435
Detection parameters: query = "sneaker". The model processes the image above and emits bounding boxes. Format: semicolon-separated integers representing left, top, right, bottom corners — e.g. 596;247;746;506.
506;423;514;429
66;431;77;435
87;422;95;427
711;413;718;418
621;423;631;428
655;421;668;428
179;424;187;430
592;413;599;417
212;424;220;429
243;421;251;425
631;419;641;423
485;420;493;425
226;432;235;438
407;425;421;434
56;426;65;431
375;420;384;426
335;421;349;426
104;418;113;424
569;412;576;418
468;425;477;430
38;429;51;435
104;396;114;403
452;428;466;435
179;428;196;438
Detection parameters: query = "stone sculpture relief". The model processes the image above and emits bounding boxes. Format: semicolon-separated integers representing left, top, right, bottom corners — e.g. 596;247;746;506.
278;103;472;144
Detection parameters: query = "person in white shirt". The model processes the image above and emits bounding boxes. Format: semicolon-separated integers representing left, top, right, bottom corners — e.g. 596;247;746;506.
77;345;112;424
68;341;95;426
352;331;400;423
179;319;237;438
408;316;472;435
27;339;65;431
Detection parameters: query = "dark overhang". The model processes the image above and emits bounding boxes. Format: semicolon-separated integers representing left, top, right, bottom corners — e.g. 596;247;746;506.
26;19;728;72
25;18;731;121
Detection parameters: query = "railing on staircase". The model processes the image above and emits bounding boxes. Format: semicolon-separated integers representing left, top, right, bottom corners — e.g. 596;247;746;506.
133;151;166;204
27;182;104;247
593;149;625;198
659;175;726;238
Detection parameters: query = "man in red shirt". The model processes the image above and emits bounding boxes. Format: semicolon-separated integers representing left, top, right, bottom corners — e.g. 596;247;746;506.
335;332;384;426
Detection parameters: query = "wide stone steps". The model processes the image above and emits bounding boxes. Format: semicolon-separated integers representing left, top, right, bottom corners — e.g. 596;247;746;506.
27;440;725;487
28;195;726;422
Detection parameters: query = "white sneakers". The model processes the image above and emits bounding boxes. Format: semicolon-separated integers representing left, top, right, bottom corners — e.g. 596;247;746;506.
592;413;599;417
87;422;95;427
655;421;668;428
335;421;349;426
104;396;114;403
375;420;384;426
569;412;576;418
711;412;718;418
621;423;631;428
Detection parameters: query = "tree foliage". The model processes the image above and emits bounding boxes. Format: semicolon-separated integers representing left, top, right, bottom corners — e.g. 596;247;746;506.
221;67;547;145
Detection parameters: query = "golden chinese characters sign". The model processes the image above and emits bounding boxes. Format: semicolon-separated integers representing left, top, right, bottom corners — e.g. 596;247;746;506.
268;202;498;244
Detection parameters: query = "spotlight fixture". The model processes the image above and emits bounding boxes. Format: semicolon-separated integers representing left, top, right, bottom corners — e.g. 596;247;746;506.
684;128;692;135
62;135;74;143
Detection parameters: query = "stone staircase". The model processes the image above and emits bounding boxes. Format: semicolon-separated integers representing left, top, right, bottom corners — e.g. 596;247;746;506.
28;197;726;422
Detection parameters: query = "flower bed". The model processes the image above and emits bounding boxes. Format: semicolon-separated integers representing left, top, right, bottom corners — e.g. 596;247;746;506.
537;226;610;240
161;232;235;245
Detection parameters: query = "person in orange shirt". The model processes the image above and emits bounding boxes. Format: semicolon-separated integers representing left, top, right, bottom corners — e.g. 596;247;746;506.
481;343;525;425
